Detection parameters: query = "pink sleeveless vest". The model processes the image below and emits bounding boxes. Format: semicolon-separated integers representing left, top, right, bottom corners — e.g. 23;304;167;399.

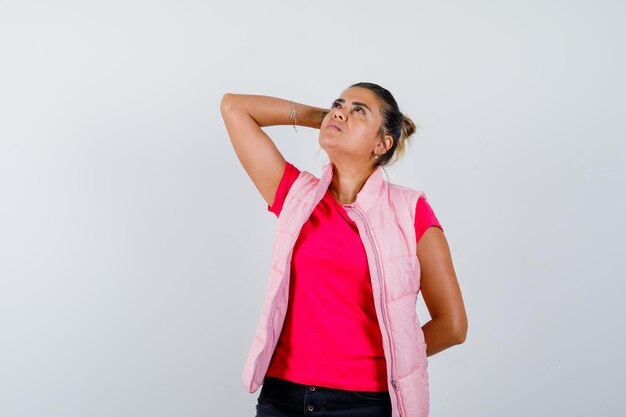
242;161;430;417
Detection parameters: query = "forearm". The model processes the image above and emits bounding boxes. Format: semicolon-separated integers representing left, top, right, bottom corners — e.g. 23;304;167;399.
421;316;465;357
221;93;329;129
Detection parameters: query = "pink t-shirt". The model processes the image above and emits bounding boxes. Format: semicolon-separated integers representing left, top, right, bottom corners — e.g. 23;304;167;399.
265;161;443;391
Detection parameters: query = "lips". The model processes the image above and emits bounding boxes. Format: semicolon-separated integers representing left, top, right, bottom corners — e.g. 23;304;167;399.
328;122;343;131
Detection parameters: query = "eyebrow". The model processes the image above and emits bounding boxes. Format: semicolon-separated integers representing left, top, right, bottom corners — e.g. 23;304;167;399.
333;98;373;114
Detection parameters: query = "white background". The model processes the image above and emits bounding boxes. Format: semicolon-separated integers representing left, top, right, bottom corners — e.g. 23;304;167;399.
1;1;624;416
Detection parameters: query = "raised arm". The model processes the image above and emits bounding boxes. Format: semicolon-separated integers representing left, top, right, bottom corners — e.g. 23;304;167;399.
220;93;329;206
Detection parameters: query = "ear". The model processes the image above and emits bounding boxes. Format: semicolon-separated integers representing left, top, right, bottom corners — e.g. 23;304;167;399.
377;134;394;154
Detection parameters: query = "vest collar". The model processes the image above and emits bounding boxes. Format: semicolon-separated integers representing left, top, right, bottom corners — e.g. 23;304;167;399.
320;161;387;212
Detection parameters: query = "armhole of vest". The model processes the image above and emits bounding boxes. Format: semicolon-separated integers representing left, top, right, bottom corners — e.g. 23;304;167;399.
413;191;426;222
277;170;314;220
412;191;428;249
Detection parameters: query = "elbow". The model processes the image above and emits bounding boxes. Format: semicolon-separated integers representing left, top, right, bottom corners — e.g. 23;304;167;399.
453;320;468;345
220;93;237;113
454;330;467;345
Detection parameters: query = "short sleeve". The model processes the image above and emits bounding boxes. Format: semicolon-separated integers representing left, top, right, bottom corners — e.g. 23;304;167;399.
414;196;443;243
268;161;301;217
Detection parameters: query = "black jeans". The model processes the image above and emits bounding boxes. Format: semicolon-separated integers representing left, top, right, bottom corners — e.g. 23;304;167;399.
255;376;392;417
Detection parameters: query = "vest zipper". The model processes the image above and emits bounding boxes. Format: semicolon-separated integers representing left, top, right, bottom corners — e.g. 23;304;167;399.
346;204;407;417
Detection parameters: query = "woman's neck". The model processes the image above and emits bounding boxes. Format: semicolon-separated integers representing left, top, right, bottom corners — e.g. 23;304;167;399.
328;164;374;206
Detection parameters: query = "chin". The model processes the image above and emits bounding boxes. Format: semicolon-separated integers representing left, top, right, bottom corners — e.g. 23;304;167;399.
319;132;339;147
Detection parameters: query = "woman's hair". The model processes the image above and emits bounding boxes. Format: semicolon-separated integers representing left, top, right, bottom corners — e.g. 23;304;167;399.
349;82;419;167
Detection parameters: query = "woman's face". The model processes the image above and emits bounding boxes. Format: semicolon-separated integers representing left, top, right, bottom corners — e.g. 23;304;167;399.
320;87;390;165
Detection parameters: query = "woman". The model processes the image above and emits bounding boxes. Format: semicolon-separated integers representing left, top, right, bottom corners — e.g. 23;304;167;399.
220;82;467;417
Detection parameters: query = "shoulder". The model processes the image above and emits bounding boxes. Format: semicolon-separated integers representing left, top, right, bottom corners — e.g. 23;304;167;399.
387;181;426;207
289;167;320;193
292;170;320;189
279;166;322;213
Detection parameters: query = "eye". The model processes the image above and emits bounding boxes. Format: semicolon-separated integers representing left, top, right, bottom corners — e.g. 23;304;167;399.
331;101;341;108
354;106;366;115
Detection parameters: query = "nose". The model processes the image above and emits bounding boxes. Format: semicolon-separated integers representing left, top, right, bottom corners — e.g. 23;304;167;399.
333;108;346;121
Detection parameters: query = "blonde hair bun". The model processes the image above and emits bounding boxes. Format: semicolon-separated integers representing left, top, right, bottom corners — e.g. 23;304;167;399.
391;113;418;164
